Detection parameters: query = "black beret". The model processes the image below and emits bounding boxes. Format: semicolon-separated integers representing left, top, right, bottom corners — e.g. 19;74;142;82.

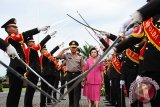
1;18;17;28
69;40;79;47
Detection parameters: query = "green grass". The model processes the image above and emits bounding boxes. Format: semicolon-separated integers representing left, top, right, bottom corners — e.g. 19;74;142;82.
2;88;26;92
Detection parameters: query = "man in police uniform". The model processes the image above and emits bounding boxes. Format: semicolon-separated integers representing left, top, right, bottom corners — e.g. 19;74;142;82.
24;32;54;107
1;18;48;107
57;40;85;107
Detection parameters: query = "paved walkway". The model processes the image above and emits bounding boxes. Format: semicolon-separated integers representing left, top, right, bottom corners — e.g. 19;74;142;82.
0;91;106;107
0;91;151;107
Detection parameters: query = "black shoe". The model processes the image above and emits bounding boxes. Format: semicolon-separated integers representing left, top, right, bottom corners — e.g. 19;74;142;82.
105;103;116;106
61;98;66;100
103;100;109;103
47;103;52;105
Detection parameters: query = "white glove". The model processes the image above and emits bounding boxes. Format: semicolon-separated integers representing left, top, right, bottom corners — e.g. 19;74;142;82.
38;26;50;32
101;31;110;37
118;16;133;35
120;80;125;85
125;11;142;31
136;75;143;83
49;31;57;37
131;11;143;24
6;45;20;59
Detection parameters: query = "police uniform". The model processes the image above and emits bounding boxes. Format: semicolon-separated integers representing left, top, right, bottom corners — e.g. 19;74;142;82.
120;44;145;107
108;54;126;107
52;62;60;100
136;0;160;21
60;64;67;98
61;41;84;107
24;35;51;107
103;60;111;101
115;15;160;106
0;38;9;51
104;35;126;106
1;18;40;107
39;46;61;107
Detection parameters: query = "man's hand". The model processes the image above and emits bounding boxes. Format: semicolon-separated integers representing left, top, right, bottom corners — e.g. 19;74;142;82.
120;80;125;85
136;75;143;83
101;31;110;37
6;45;20;59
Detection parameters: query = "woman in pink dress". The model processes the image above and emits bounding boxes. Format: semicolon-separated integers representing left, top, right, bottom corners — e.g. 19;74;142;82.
83;47;104;107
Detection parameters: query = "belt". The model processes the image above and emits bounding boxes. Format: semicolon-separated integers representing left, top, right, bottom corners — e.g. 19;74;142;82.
67;71;81;75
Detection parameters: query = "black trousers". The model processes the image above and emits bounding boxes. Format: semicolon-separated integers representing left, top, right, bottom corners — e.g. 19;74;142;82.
6;68;24;107
24;74;39;107
53;73;60;100
60;76;67;95
40;76;55;107
104;74;110;101
111;78;126;107
67;72;81;107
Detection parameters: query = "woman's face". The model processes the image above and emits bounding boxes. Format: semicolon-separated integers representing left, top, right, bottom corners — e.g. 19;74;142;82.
91;50;98;58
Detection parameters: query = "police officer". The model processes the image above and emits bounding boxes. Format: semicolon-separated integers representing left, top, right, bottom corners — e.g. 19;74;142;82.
57;40;85;107
120;43;145;107
114;13;160;106
60;60;67;100
24;32;55;107
1;18;48;107
108;53;126;107
103;59;111;102
40;46;61;107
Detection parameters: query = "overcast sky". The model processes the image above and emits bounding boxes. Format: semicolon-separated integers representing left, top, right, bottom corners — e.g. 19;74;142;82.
0;0;146;76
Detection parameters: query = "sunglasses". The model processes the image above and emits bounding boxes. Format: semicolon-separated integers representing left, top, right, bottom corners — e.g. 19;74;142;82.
71;47;77;48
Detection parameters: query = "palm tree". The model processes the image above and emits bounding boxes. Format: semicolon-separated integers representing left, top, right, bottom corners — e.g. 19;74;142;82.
80;44;93;60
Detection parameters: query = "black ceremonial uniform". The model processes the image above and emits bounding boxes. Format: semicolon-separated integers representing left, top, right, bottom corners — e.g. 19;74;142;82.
2;18;40;107
108;54;126;107
53;67;60;100
40;52;60;107
115;15;160;106
121;44;144;107
137;0;160;21
103;60;111;101
60;65;67;97
50;46;61;100
0;38;9;51
24;35;51;107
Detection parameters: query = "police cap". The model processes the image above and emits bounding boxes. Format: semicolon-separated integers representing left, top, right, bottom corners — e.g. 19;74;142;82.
1;18;17;28
69;40;79;48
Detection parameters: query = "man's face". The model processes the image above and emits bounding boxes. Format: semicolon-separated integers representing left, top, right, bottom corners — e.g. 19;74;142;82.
6;25;18;34
27;41;35;47
41;49;48;54
70;47;77;53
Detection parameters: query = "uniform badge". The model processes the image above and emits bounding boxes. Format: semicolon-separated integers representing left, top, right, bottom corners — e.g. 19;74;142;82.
72;42;75;45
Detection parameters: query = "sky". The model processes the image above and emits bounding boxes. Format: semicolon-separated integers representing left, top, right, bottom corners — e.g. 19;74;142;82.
0;0;146;76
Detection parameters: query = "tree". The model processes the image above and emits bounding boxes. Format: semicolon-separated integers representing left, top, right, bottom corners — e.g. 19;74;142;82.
80;44;93;60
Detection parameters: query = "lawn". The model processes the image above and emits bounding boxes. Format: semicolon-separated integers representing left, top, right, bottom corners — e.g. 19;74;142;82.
2;88;26;92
